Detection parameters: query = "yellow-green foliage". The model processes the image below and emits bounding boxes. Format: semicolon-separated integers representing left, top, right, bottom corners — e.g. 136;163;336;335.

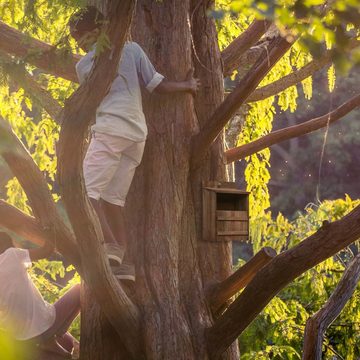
217;0;360;56
0;0;359;354
0;0;80;210
241;196;360;359
216;6;319;218
328;64;336;93
242;42;318;218
216;0;252;52
215;0;360;220
0;0;82;340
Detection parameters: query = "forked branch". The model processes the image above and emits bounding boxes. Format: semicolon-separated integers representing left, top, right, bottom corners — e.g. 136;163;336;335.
207;247;276;313
0;117;80;267
0;20;79;82
222;19;271;77
207;209;360;359
192;36;294;168
56;2;143;358
225;93;360;163
302;253;360;359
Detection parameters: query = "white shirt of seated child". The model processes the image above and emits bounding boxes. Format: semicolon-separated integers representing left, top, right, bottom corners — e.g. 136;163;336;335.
0;248;56;340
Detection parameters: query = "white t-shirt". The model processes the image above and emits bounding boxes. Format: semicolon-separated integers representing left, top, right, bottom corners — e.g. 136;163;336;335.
76;41;164;142
0;248;56;340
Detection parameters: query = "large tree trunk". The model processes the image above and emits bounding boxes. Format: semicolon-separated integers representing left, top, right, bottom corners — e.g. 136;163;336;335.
80;1;236;359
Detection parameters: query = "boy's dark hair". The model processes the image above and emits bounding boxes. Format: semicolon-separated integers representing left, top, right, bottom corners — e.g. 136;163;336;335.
0;232;13;254
68;6;105;37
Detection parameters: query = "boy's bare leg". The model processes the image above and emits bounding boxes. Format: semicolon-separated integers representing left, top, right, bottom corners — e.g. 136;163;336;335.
89;198;117;245
90;198;125;265
101;199;127;251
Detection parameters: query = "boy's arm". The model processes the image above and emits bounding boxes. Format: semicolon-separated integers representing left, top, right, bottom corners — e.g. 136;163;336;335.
134;44;200;95
154;70;200;95
28;241;55;262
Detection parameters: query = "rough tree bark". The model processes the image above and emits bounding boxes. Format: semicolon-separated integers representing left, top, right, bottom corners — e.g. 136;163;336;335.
1;1;360;360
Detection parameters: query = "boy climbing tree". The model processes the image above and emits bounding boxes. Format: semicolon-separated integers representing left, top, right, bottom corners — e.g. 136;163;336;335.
0;232;80;359
68;6;200;278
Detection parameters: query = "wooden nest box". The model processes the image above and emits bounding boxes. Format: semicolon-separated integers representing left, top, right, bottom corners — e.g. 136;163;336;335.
202;181;249;242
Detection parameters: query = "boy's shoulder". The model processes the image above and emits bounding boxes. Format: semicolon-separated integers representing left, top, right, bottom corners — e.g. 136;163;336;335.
125;41;145;55
126;41;140;48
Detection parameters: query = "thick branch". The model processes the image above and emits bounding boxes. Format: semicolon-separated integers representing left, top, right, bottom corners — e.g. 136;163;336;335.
302;254;360;359
208;247;276;313
247;39;360;103
56;2;143;358
0;20;79;83
207;209;360;359
231;45;270;79
0;200;46;246
225;93;360;163
192;36;294;168
0;52;62;122
0;117;80;267
222;20;271;77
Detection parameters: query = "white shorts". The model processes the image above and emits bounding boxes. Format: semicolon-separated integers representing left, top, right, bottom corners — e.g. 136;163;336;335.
83;132;145;206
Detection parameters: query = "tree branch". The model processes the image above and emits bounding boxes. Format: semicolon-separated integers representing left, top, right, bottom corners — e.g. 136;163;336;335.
191;36;294;168
247;39;360;103
230;44;271;79
0;117;80;268
56;2;143;358
206;209;360;359
222;20;271;77
0;20;80;83
0;51;62;122
0;200;47;246
302;253;360;360
207;247;276;313
225;93;360;163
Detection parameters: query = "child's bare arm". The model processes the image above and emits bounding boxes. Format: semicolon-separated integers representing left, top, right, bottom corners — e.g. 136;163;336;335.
154;70;200;95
